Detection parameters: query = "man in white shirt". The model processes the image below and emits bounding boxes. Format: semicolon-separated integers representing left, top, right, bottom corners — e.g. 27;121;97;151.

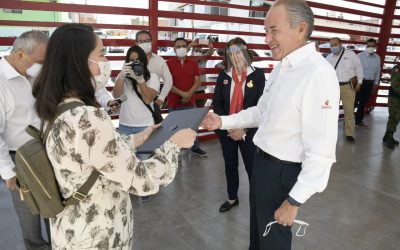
355;38;381;127
202;0;340;249
135;30;173;109
95;87;120;113
0;31;50;249
326;37;364;143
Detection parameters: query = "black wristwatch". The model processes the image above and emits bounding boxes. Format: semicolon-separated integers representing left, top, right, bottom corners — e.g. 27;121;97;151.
287;196;302;207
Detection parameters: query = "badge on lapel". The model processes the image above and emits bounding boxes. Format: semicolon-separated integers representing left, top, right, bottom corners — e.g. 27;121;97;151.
223;79;229;85
247;80;253;88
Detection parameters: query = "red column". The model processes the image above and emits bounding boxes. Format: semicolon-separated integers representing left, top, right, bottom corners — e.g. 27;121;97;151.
367;0;397;112
149;0;158;53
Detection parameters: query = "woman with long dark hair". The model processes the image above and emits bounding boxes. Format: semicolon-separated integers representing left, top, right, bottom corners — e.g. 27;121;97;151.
33;23;195;249
212;37;265;212
113;45;160;136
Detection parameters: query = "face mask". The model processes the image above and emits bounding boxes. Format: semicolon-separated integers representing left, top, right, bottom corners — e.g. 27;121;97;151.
263;220;309;237
176;48;187;58
330;46;341;54
366;47;375;54
228;46;249;73
26;63;42;78
139;42;152;54
89;59;111;92
193;52;202;56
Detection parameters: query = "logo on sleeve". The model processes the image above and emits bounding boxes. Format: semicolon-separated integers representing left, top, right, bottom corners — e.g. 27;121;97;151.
321;100;332;109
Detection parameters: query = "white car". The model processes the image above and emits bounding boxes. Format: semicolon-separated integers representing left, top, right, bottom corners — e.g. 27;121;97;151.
0;47;12;59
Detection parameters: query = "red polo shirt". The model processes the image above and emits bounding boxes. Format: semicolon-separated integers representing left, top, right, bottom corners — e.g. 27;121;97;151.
166;57;200;108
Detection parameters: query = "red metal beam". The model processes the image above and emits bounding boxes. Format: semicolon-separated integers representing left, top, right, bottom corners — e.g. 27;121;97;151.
368;0;397;111
161;0;269;12
0;20;147;31
314;25;379;37
342;0;385;8
314;14;381;28
158;10;264;25
306;1;383;19
158;26;265;38
0;1;149;16
149;0;158;53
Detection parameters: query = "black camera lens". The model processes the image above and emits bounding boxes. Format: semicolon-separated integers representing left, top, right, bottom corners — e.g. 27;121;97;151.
130;60;144;76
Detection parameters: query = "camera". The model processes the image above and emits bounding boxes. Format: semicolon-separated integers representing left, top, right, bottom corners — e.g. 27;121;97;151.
130;60;144;76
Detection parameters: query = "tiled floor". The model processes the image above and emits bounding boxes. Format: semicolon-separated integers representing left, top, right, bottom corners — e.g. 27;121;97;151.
1;107;399;250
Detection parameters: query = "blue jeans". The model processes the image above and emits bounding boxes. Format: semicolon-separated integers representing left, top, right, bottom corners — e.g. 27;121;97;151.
118;124;147;136
118;124;147;159
168;106;201;151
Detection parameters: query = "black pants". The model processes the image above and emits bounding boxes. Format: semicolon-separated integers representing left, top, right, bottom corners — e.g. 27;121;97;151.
249;151;301;250
218;133;256;200
355;80;374;124
195;90;206;108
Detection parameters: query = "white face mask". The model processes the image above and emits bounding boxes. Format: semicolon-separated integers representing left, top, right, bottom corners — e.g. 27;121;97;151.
366;47;375;54
89;59;111;92
176;47;187;58
263;220;309;237
138;42;152;54
26;63;42;78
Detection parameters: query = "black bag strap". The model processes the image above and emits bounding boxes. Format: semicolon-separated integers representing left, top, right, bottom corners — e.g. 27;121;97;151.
334;48;345;70
64;170;101;205
39;101;100;205
131;81;156;116
42;101;85;143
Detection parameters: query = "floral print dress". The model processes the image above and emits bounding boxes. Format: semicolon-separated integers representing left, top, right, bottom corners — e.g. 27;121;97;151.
46;100;180;250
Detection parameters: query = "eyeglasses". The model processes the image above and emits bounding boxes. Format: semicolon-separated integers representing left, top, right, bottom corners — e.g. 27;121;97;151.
263;220;309;237
137;39;151;44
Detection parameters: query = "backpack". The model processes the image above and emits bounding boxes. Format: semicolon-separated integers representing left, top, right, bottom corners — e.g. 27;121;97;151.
14;101;100;218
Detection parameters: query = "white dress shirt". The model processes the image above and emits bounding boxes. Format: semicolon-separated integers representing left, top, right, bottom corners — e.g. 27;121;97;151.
357;51;381;85
220;42;340;203
0;57;40;180
95;87;114;108
326;48;364;84
148;53;173;102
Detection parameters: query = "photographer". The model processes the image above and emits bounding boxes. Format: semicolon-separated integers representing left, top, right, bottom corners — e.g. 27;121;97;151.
113;46;163;202
113;46;160;136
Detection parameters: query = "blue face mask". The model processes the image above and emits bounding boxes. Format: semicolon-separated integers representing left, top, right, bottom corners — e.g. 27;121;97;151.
330;46;341;54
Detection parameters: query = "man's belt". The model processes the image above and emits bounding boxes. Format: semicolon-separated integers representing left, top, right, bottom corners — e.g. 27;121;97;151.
256;147;301;165
339;81;350;85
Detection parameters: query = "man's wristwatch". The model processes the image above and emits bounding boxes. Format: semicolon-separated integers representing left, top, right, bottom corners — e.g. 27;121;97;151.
287;196;302;207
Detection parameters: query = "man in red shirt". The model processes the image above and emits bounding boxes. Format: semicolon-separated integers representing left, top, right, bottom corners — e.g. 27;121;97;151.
167;38;207;156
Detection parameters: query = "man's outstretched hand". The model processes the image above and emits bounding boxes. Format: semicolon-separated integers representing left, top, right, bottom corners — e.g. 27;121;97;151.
201;112;222;131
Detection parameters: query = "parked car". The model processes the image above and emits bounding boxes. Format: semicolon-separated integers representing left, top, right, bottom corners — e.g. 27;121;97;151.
108;47;125;53
94;30;108;39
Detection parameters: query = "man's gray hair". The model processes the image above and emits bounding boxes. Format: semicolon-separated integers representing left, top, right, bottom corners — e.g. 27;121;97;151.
12;30;49;55
273;0;314;40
